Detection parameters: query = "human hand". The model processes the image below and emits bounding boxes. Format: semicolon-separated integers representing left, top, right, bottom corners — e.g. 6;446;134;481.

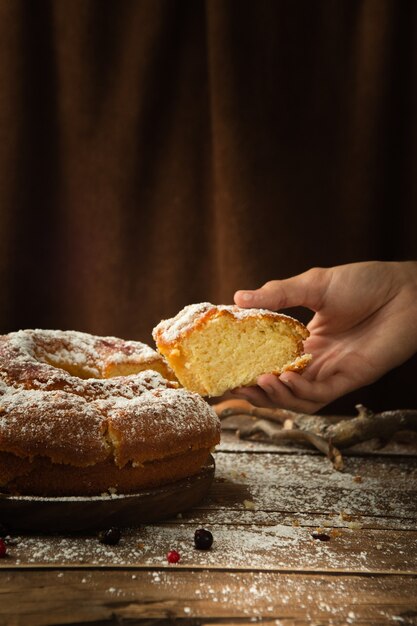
233;261;417;413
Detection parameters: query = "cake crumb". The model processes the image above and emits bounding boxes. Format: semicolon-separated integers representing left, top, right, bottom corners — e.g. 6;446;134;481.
348;521;363;530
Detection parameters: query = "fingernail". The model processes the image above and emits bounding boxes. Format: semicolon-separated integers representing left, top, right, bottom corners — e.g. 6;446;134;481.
239;292;253;303
280;375;292;387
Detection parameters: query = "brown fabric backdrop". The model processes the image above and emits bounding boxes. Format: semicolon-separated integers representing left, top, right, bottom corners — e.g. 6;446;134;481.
0;0;416;413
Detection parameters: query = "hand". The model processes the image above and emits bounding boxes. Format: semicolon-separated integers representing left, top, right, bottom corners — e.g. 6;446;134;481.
233;261;417;413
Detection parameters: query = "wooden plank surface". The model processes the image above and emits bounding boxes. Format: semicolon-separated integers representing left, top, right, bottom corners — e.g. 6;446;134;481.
1;433;417;625
3;523;417;574
1;570;417;626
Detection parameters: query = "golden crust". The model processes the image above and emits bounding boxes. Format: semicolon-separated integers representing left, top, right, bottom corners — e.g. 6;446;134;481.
153;303;310;350
153;303;310;349
0;448;212;497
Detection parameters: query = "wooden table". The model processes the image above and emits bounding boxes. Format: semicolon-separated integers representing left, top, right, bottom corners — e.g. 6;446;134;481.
1;430;417;625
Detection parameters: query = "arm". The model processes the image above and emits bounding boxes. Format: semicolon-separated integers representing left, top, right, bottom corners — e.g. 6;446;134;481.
233;261;417;413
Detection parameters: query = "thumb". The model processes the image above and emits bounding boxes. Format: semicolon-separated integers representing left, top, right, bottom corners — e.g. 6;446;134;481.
234;268;328;312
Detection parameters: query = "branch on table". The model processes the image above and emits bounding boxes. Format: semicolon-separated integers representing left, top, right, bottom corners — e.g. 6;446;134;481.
213;399;417;471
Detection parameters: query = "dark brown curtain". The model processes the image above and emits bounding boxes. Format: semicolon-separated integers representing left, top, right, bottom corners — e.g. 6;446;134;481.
0;0;416;412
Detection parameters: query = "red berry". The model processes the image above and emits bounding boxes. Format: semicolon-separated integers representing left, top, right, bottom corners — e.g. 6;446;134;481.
167;549;180;563
0;539;7;558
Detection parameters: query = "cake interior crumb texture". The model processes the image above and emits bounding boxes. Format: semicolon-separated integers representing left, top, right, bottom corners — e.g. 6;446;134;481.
160;312;311;397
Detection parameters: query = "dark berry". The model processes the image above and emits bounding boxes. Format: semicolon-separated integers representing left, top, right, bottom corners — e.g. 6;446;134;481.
167;549;180;563
311;531;331;542
98;527;121;545
194;528;213;550
0;539;7;558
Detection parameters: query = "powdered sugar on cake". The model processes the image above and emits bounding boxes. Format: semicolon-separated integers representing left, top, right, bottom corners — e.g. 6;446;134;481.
0;329;169;394
7;329;159;377
0;387;109;464
0;382;218;468
153;303;214;344
153;302;302;344
100;387;220;465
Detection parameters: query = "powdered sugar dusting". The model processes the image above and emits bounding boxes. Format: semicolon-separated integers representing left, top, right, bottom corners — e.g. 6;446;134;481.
6;510;417;572
3;426;416;624
103;387;219;441
2;329;162;386
153;303;305;344
153;303;215;344
0;387;109;464
0;378;219;472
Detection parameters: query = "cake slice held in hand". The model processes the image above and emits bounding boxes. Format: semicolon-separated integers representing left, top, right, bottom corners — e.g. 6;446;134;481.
152;303;312;397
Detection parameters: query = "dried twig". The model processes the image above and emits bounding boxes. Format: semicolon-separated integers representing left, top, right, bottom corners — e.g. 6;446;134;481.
235;417;344;470
214;399;417;471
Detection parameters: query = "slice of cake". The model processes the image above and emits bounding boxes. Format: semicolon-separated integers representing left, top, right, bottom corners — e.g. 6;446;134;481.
152;303;312;397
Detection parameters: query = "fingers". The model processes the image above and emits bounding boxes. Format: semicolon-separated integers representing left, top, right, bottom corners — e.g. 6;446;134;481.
232;383;321;414
234;281;288;310
255;374;324;414
230;386;282;410
232;370;353;414
234;267;329;313
231;375;324;414
255;371;352;413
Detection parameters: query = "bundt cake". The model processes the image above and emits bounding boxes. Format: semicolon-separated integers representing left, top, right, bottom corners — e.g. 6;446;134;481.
0;329;220;496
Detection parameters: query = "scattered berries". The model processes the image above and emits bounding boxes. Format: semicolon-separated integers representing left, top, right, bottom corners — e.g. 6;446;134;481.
0;539;7;558
167;549;181;563
98;527;121;545
194;528;213;550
